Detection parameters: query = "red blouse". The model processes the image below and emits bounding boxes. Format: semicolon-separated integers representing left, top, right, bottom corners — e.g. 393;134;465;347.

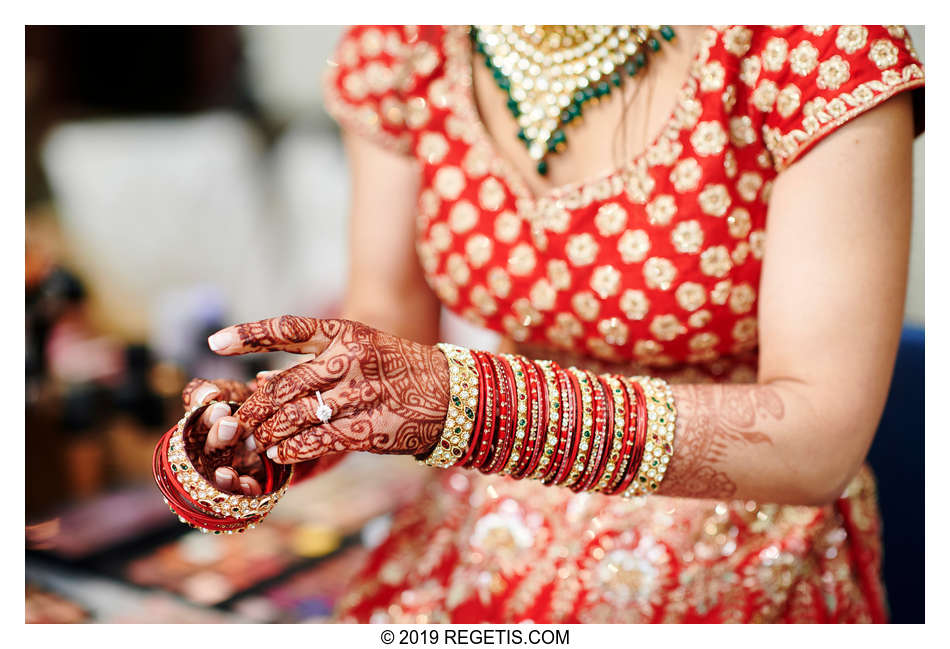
324;25;924;369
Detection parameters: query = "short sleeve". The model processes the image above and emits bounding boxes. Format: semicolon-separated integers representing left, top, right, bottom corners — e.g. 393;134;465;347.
740;25;924;172
322;25;445;155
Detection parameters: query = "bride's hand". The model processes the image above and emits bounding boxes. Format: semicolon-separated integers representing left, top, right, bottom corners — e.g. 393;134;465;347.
206;316;450;464
179;376;268;495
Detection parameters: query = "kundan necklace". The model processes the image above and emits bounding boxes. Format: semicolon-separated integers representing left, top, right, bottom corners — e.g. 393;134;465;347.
471;25;676;175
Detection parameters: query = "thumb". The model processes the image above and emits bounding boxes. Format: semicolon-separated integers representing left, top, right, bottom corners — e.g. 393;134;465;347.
207;316;344;356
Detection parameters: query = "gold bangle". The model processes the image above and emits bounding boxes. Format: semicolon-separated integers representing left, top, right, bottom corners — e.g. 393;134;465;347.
529;360;562;480
419;343;479;468
622;376;676;497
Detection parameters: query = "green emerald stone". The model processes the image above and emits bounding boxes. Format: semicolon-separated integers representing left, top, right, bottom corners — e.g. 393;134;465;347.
595;81;610;97
659;25;675;41
537;160;548;175
507;98;519;115
609;72;621;87
648;37;660;52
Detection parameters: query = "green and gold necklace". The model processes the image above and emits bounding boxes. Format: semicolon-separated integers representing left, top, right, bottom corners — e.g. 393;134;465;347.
471;25;676;175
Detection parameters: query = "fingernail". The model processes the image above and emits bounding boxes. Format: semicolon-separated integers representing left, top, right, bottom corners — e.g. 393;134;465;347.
194;385;219;405
245;435;259;452
215;467;233;487
208;330;237;351
218;419;238;441
239;478;253;495
208;402;230;424
266;446;279;460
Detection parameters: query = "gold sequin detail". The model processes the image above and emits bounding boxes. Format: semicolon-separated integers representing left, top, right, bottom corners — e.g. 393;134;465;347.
671;220;704;254
675;282;707;312
594;203;629;237
619;289;650;320
566;234;600;267
618;230;651;264
646;195;677;226
642;257;677;291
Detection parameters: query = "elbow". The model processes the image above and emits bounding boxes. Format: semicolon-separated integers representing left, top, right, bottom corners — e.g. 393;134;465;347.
792;423;877;507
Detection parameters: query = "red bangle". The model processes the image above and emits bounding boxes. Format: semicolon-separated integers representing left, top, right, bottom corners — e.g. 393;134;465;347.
524;360;550;479
469;351;498;469
573;373;608;492
617;378;649;495
587;375;616;490
610;378;640;495
459;351;490;467
479;356;508;472
152;401;293;533
515;359;547;479
555;368;584;486
603;376;635;495
486;355;518;475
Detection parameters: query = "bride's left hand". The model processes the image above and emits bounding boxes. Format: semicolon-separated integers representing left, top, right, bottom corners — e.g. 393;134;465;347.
206;316;450;463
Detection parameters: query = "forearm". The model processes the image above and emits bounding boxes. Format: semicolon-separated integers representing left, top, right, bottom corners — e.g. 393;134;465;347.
659;382;869;506
421;347;877;507
342;285;441;346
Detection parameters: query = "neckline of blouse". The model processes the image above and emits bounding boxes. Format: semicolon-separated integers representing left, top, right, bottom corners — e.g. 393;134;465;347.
443;25;718;209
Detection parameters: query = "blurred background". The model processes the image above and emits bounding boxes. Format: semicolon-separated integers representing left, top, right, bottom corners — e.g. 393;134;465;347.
24;25;925;624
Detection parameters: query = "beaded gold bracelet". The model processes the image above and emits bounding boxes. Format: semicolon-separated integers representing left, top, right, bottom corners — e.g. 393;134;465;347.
419;343;480;468
621;376;676;497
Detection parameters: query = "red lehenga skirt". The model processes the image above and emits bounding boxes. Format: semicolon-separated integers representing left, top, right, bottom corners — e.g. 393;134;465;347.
333;353;888;624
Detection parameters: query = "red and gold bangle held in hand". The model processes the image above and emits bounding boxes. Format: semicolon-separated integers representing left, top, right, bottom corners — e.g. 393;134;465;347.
153;400;293;534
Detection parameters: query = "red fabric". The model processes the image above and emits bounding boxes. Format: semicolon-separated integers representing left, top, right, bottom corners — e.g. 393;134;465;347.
323;26;922;623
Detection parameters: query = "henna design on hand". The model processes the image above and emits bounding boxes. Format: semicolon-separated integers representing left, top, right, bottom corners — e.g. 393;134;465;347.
216;317;449;463
233;316;342;353
660;385;783;499
181;378;254;408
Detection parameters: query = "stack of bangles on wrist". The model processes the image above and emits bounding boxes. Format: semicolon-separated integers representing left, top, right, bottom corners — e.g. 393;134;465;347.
419;343;676;497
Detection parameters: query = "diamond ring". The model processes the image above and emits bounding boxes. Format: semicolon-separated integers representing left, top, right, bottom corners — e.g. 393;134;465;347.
314;391;333;424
